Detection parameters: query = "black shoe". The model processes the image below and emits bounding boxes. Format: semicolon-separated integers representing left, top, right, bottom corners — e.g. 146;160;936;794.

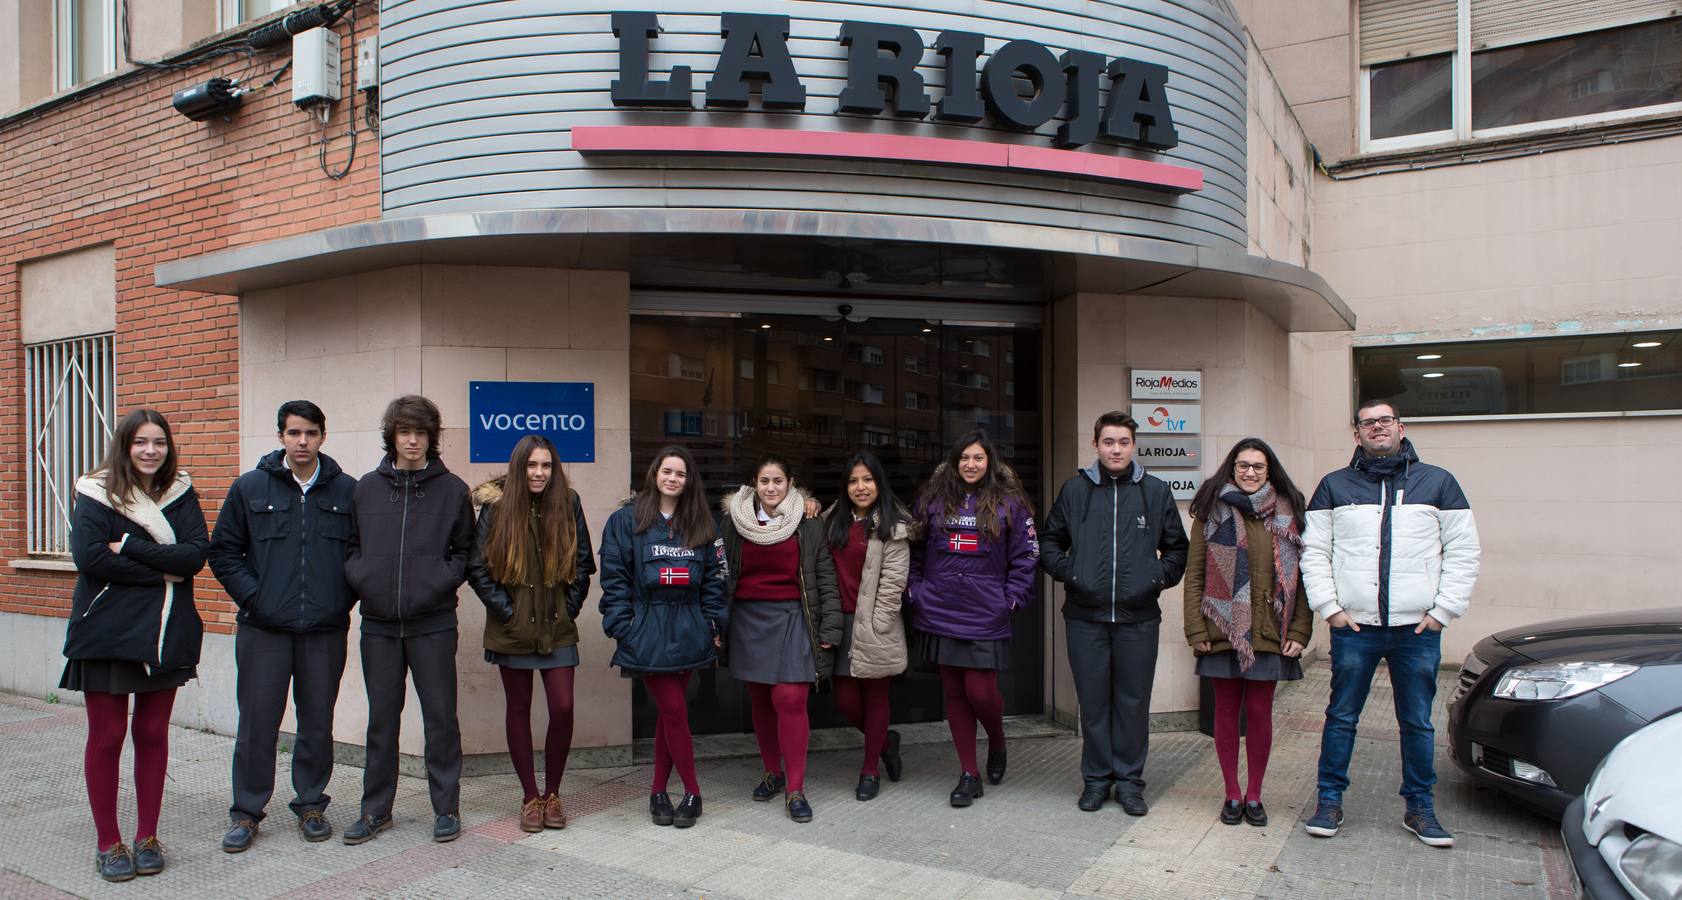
1078;786;1108;812
650;792;676;826
752;771;786;802
433;814;462;843
342;814;392;845
96;842;136;882
1219;800;1244;825
298;810;332;842
1118;791;1149;817
986;749;1008;785
1244;800;1268;827
133;837;165;876
673;794;701;828
786;792;814;823
881;729;904;783
221;818;258;853
949;772;984;808
856;774;881;801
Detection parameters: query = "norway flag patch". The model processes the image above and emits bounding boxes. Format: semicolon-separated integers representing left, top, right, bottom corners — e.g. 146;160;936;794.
948;534;979;553
659;567;691;585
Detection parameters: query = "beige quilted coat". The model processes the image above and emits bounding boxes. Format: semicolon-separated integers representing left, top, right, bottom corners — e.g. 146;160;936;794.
825;503;911;679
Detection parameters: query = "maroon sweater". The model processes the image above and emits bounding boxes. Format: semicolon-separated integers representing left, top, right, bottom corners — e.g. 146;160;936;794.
832;520;869;614
735;537;800;601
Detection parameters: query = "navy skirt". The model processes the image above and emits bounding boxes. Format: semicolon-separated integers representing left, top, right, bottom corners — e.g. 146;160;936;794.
486;645;580;670
912;630;1009;671
1195;650;1303;682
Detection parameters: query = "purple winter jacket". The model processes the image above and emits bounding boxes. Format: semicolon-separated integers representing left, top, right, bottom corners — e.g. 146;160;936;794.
906;493;1040;641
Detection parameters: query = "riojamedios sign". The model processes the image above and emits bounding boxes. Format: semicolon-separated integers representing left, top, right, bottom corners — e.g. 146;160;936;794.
609;12;1180;151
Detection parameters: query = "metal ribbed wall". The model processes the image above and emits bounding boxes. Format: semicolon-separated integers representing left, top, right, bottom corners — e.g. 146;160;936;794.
377;0;1249;250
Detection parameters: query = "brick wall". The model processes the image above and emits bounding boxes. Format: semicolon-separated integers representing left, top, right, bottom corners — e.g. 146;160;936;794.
0;12;382;631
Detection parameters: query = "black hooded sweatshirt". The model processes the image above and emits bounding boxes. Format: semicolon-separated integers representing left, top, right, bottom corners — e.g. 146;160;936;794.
344;456;475;637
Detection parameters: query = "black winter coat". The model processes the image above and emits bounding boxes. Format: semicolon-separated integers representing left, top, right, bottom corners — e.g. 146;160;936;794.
63;473;209;672
208;450;358;633
344;457;475;636
597;505;729;673
1040;461;1189;624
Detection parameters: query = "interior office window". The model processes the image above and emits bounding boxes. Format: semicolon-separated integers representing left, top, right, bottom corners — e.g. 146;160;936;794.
1360;0;1682;148
26;333;116;555
1353;330;1680;417
56;0;117;88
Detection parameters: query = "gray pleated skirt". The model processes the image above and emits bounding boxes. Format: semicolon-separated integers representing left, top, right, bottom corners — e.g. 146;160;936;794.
486;645;580;670
728;601;815;684
1195;650;1304;682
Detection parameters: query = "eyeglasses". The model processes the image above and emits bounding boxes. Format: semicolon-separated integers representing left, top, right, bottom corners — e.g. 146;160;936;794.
1234;462;1268;473
1357;415;1399;430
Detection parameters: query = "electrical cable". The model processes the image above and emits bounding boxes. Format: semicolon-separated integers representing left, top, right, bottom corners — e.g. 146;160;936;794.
317;0;359;180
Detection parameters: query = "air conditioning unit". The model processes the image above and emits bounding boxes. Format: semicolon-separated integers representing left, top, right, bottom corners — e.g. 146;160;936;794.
1561;353;1616;385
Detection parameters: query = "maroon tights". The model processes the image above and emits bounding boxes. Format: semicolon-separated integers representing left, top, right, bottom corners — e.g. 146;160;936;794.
498;666;576;801
938;665;1004;775
747;682;811;792
1211;677;1277;802
84;690;176;852
832;676;891;776
645;672;699;795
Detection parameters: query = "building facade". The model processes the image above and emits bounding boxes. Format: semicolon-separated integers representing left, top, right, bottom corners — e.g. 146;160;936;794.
1;0;1674;765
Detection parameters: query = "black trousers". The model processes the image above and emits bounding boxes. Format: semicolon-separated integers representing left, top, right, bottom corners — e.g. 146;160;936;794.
230;624;348;822
359;628;462;818
1065;617;1159;796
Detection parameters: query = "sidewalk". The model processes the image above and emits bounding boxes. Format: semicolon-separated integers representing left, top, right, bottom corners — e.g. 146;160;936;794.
0;662;1568;899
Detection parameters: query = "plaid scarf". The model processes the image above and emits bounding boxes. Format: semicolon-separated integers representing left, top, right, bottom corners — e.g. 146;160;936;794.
1199;481;1302;672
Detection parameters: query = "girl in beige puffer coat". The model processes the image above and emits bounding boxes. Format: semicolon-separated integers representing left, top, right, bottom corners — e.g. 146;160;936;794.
821;451;912;801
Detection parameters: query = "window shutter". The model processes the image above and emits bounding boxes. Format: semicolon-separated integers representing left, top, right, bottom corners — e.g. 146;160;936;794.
1360;0;1459;66
1470;0;1681;50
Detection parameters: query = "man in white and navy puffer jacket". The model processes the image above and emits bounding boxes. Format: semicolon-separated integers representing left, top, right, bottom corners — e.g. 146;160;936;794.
1300;399;1479;850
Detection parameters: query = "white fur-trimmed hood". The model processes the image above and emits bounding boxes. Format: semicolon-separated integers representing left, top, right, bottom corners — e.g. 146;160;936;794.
76;471;194;545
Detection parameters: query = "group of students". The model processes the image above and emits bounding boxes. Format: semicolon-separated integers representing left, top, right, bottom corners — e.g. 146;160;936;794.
61;395;1477;883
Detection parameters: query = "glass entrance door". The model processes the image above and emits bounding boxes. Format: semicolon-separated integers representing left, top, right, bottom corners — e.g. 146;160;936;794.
627;308;1043;737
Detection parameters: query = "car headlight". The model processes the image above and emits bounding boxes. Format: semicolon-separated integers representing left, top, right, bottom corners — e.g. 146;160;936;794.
1491;661;1638;701
1619;833;1682;900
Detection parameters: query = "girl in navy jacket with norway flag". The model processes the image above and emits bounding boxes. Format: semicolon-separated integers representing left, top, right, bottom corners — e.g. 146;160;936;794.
906;430;1039;808
598;445;728;829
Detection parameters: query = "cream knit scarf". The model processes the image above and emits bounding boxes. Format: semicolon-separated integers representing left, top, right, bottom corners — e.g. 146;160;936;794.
727;484;804;546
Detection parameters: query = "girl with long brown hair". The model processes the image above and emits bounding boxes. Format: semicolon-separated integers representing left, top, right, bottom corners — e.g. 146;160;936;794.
907;430;1039;808
468;435;596;832
598;446;728;828
61;408;208;881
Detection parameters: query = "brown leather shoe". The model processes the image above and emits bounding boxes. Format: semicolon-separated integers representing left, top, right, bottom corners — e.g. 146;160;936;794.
543;793;567;829
519;797;544;833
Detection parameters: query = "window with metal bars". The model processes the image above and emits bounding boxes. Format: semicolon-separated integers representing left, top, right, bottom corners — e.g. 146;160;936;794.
25;333;116;556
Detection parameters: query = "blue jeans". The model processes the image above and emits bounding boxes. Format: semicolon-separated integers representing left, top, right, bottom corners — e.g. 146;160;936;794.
1316;624;1441;809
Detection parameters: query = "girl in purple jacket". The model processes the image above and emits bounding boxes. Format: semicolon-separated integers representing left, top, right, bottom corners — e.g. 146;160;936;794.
907;430;1039;808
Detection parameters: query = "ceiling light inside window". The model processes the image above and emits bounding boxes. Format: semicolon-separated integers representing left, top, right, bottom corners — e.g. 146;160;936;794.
1416;354;1442;360
1618;362;1642;368
1632;341;1662;349
1422;372;1445;378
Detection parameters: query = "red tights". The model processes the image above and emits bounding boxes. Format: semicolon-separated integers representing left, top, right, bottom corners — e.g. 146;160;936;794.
645;672;699;795
84;690;176;852
1211;677;1277;802
832;676;891;776
499;666;576;801
938;665;1004;775
747;682;811;792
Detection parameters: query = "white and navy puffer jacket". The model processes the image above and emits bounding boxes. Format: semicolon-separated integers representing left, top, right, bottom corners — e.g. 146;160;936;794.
1301;439;1479;628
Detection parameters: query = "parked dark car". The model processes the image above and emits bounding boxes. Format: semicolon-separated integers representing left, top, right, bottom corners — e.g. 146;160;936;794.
1447;607;1682;819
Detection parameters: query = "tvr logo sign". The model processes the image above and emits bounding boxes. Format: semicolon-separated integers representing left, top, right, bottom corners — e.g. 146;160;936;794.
1131;401;1201;435
1146;406;1189;431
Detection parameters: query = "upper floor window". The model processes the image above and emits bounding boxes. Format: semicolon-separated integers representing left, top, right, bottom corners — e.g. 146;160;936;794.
56;0;117;89
1360;0;1682;152
223;0;291;27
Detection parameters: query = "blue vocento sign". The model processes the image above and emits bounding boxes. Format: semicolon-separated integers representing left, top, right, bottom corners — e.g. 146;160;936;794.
469;381;595;463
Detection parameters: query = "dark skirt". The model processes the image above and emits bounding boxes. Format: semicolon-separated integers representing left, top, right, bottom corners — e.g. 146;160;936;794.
1195;650;1304;682
727;600;815;684
486;645;580;670
59;660;196;694
912;630;1009;671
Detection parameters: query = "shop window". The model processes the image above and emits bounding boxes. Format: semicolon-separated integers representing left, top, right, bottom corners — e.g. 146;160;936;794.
1353;330;1681;417
26;333;116;555
1359;1;1682;150
55;0;117;88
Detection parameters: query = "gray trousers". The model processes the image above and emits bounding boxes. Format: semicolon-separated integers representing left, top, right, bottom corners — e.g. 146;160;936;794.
229;624;348;822
1066;617;1159;795
360;629;462;818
